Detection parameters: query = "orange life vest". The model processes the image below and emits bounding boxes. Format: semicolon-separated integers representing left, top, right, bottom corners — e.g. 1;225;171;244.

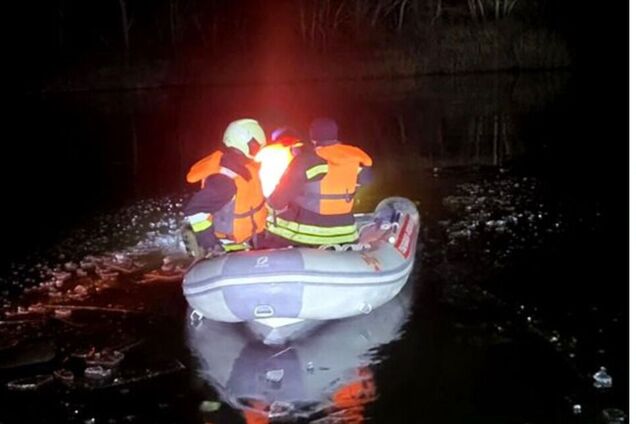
297;144;373;215
186;151;267;243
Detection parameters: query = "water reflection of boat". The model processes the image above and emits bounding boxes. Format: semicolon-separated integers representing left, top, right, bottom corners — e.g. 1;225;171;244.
186;282;413;423
183;197;419;344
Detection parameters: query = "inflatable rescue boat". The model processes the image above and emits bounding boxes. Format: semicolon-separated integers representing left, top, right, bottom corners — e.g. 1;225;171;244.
182;197;419;344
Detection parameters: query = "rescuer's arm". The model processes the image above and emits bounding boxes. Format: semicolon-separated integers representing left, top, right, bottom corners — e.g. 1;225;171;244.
184;175;237;249
267;157;306;211
184;174;237;216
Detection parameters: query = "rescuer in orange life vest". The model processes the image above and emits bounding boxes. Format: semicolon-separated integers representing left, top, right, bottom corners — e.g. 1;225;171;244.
265;118;373;247
183;119;268;253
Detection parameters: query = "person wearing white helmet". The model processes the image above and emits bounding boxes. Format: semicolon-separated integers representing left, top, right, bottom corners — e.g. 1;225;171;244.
183;119;268;254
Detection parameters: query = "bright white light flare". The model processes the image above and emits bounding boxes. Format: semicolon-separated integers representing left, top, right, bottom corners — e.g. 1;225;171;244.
255;144;294;197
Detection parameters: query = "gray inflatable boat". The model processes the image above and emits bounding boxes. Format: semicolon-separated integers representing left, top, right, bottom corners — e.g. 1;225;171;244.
183;197;419;343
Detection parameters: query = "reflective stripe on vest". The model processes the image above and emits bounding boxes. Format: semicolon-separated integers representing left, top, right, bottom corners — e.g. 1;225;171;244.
219;166;238;179
222;243;249;252
187;213;213;233
305;164;328;179
218;238;250;252
266;216;358;245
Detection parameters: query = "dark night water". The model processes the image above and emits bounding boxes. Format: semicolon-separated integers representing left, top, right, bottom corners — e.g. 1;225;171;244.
1;72;628;423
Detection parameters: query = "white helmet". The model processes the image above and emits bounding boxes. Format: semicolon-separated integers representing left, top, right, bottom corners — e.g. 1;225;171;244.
223;118;266;158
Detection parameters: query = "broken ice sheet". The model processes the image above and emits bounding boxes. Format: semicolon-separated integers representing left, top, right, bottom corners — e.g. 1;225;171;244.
78;359;185;391
85;350;125;368
602;408;627;424
72;347;97;360
54;369;75;383
54;308;73;319
7;374;54;391
84;365;114;380
265;369;285;384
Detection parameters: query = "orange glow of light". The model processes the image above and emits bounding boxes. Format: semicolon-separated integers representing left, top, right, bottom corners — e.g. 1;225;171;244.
255;143;294;197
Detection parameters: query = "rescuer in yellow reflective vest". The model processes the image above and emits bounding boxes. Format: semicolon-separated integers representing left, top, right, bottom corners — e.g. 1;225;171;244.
265;118;373;247
183;119;268;253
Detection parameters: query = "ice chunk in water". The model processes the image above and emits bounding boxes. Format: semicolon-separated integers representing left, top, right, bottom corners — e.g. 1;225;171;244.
602;409;627;424
73;285;88;296
199;401;221;412
54;309;73;318
54;369;75;383
113;253;132;266
72;347;96;360
593;367;613;389
266;369;285;383
7;374;54;391
84;365;113;380
85;350;125;368
53;271;72;282
64;262;78;271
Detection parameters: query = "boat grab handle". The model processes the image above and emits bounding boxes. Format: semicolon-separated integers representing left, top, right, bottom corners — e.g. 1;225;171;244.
254;305;275;318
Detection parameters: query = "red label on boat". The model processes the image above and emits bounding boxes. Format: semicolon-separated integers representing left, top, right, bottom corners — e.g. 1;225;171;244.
395;215;416;258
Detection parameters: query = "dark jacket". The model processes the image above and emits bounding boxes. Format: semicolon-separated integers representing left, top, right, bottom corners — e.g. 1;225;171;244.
184;148;253;217
267;140;372;227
